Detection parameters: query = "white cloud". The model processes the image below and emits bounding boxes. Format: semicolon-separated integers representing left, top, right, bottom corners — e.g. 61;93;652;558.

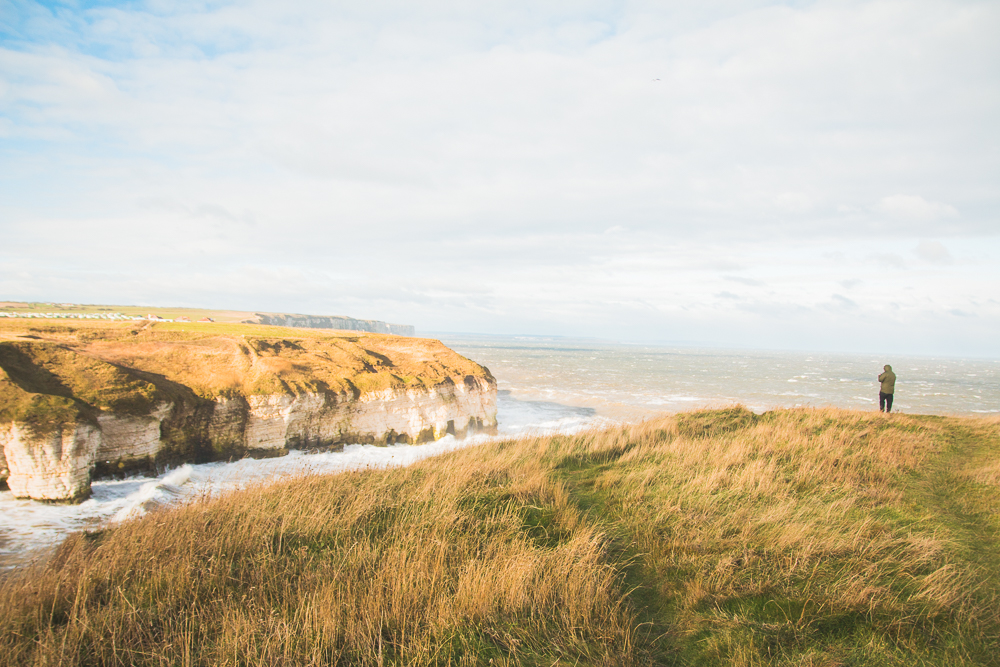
828;294;859;310
773;192;813;214
877;195;959;222
913;240;954;263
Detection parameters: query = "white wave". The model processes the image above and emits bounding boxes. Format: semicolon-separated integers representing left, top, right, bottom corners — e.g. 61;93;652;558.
645;395;702;405
110;465;195;524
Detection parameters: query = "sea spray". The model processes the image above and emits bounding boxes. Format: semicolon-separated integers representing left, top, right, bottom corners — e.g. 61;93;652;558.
110;465;195;523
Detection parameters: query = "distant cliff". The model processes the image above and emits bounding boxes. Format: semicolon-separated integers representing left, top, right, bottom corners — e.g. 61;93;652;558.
0;320;495;502
246;313;415;337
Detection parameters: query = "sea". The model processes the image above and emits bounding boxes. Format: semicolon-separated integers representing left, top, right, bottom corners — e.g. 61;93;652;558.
2;336;997;569
438;335;1000;421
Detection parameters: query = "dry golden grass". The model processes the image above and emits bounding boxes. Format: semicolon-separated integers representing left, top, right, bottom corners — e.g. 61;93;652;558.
1;445;635;666
0;320;492;427
2;407;999;665
956;417;1000;487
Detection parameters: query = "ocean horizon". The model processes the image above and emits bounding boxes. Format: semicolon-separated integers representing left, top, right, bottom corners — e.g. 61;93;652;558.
436;334;1000;420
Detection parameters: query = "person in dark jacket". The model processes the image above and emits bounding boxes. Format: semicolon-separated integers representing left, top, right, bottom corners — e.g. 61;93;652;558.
878;364;896;412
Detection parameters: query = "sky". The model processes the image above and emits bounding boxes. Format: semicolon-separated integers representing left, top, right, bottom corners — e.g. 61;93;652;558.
1;0;998;357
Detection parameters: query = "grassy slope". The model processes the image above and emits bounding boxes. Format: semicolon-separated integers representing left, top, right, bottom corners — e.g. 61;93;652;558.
0;320;492;429
1;407;998;666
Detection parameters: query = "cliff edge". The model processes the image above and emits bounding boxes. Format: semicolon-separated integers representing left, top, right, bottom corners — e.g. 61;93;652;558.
0;320;496;502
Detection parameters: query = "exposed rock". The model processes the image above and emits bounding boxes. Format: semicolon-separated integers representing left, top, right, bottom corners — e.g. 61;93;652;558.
0;321;496;502
1;421;99;501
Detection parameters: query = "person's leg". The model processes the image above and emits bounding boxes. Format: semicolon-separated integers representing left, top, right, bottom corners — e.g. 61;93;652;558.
879;392;887;412
886;393;893;413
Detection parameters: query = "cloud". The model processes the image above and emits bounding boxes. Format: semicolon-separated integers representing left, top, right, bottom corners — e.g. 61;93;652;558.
828;294;859;310
772;192;813;214
702;260;747;272
870;253;906;269
877;195;959;222
4;1;998;237
724;276;764;286
913;240;953;263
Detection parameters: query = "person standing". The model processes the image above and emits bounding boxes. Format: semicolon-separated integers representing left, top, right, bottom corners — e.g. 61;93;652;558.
878;364;896;413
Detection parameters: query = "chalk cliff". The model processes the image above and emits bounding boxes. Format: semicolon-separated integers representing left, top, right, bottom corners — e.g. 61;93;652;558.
246;313;415;337
0;321;496;502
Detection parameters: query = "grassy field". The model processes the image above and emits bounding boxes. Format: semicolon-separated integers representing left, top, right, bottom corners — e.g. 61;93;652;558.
2;407;998;666
0;301;255;323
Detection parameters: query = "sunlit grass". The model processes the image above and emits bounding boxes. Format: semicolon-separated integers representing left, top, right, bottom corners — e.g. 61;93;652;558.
3;407;998;665
0;319;488;425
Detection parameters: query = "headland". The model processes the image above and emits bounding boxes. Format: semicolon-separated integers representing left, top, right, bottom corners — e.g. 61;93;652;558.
0;318;496;502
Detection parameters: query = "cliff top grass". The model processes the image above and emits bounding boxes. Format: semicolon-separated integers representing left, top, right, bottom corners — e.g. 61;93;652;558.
0;301;407;328
0;319;493;428
2;407;998;666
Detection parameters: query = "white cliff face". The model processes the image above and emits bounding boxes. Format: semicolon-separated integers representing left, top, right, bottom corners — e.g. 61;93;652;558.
96;403;173;462
347;376;497;442
245;378;497;450
250;313;415;336
2;380;497;502
244;394;302;451
2;422;101;501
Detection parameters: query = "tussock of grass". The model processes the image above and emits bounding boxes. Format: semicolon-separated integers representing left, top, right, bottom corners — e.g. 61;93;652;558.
2;407;999;665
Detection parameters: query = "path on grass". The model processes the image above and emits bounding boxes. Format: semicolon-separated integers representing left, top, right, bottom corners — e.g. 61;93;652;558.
909;418;1000;612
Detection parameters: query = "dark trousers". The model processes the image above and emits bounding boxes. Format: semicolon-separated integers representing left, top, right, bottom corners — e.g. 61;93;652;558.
879;392;894;412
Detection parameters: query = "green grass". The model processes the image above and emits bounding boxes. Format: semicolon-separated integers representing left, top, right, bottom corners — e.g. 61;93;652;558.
564;411;1000;665
2;407;998;665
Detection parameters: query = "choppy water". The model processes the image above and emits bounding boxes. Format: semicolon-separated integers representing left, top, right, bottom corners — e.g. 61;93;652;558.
438;335;1000;421
2;337;996;568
